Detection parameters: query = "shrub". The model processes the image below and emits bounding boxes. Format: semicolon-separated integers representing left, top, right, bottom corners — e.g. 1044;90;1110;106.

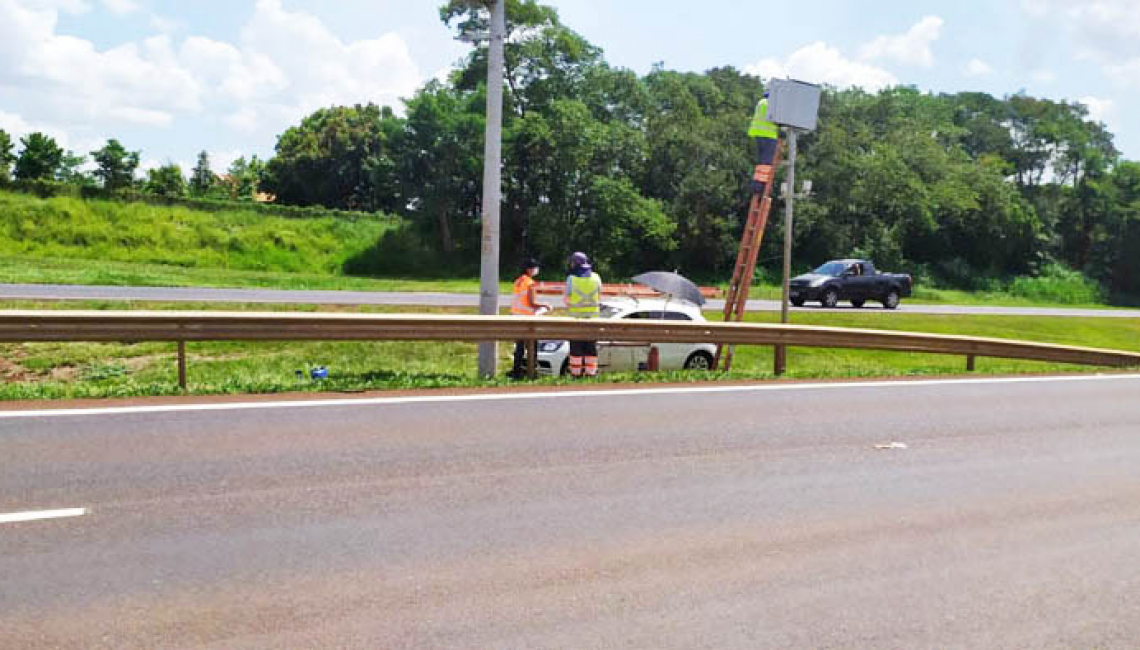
1007;263;1105;304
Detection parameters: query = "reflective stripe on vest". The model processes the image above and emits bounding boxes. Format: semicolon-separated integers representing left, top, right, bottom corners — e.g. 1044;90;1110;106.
567;274;601;318
748;98;779;139
511;276;536;315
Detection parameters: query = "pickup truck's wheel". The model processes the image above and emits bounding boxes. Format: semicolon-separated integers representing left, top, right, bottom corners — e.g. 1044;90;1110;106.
851;300;865;308
882;289;901;309
821;288;839;308
684;350;714;370
790;297;805;307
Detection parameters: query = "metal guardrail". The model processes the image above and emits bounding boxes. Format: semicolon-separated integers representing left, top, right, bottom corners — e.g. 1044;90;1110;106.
2;310;1138;388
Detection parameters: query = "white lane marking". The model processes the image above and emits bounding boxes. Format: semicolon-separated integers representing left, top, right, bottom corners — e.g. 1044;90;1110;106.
0;508;87;524
1;373;1138;420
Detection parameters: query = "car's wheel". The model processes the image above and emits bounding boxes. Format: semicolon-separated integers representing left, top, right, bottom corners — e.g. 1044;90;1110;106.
821;287;839;308
684;350;714;370
851;299;865;308
790;297;806;307
559;359;570;376
882;289;901;309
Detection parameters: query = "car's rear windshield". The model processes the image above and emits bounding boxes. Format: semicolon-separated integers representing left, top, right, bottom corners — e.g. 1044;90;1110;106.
813;262;847;276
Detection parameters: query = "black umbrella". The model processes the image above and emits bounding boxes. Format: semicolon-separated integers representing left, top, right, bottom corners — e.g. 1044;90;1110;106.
632;271;705;306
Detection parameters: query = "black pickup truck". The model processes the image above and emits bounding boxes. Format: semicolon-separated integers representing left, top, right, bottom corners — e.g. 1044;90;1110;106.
789;259;913;309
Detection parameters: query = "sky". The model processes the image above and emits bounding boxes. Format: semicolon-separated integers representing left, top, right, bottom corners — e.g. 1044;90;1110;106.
1;0;1138;176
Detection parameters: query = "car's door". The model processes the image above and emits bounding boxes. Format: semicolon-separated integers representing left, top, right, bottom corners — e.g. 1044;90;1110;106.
599;311;644;372
655;310;695;368
835;264;857;299
845;263;875;300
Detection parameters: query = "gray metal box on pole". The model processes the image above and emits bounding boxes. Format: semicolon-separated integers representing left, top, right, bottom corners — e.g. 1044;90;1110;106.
767;79;820;375
767;79;822;132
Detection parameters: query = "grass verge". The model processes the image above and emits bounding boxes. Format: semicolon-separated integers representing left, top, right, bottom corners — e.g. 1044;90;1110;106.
0;300;1136;401
0;256;498;293
0;256;1132;313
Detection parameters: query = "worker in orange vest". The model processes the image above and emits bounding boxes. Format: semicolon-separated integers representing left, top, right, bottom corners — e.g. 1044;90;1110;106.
509;257;550;379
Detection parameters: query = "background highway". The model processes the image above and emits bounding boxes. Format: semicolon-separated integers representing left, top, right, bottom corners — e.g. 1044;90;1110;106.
3;375;1140;648
3;282;1139;317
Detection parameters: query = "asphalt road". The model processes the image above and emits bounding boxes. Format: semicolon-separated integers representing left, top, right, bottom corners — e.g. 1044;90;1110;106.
3;374;1140;648
3;282;1140;317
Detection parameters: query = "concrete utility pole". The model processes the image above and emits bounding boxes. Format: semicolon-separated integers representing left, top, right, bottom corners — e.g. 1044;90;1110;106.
477;0;506;378
775;128;797;375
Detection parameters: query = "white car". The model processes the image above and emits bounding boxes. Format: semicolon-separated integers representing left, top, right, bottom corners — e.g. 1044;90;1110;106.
536;297;718;376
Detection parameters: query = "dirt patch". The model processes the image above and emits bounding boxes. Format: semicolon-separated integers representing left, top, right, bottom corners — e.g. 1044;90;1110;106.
0;354;31;382
47;365;80;382
0;346;34;382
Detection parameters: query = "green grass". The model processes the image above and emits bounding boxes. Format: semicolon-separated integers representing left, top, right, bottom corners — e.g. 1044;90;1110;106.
1;300;1136;401
741;280;1123;310
2;254;1125;312
0;189;397;275
0;255;500;293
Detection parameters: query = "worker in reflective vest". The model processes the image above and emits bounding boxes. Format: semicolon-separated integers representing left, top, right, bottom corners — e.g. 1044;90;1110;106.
748;90;780;194
509;257;550;378
563;251;603;378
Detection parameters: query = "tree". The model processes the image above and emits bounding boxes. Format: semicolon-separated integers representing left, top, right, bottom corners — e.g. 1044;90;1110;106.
189;150;215;196
0;129;14;184
56;151;93;186
398;82;483;253
263;103;401;210
224;155;266;200
14;132;64;182
91;139;140;191
144;163;187;197
252;1;1136;291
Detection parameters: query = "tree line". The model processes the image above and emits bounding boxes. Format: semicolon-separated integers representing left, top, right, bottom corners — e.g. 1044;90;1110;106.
3;0;1137;298
0;130;265;202
256;1;1140;297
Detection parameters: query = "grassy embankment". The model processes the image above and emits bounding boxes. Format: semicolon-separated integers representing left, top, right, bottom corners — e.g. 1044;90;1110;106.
1;299;1135;401
0;189;1124;308
0;189;417;285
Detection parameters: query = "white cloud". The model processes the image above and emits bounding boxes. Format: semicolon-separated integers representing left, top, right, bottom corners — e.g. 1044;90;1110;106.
0;3;203;127
0;109;71;148
236;0;420;116
964;58;993;77
745;41;897;91
1079;95;1115;123
1022;0;1140;87
0;0;424;159
149;14;177;33
23;0;91;14
137;158;163;174
101;0;137;15
222;107;259;132
208;149;244;173
1104;58;1140;88
744;16;946;91
860;15;943;67
1031;69;1057;83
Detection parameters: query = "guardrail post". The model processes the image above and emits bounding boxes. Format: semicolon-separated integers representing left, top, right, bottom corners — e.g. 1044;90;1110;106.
177;341;187;390
774;344;787;375
966;354;976;372
526;339;537;379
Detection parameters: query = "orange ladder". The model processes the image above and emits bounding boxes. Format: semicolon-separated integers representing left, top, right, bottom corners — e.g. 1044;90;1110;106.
714;140;784;371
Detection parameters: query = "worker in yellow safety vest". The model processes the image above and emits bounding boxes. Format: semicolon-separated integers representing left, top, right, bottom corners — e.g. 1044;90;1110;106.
562;251;603;378
509;257;550;378
748;90;781;195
